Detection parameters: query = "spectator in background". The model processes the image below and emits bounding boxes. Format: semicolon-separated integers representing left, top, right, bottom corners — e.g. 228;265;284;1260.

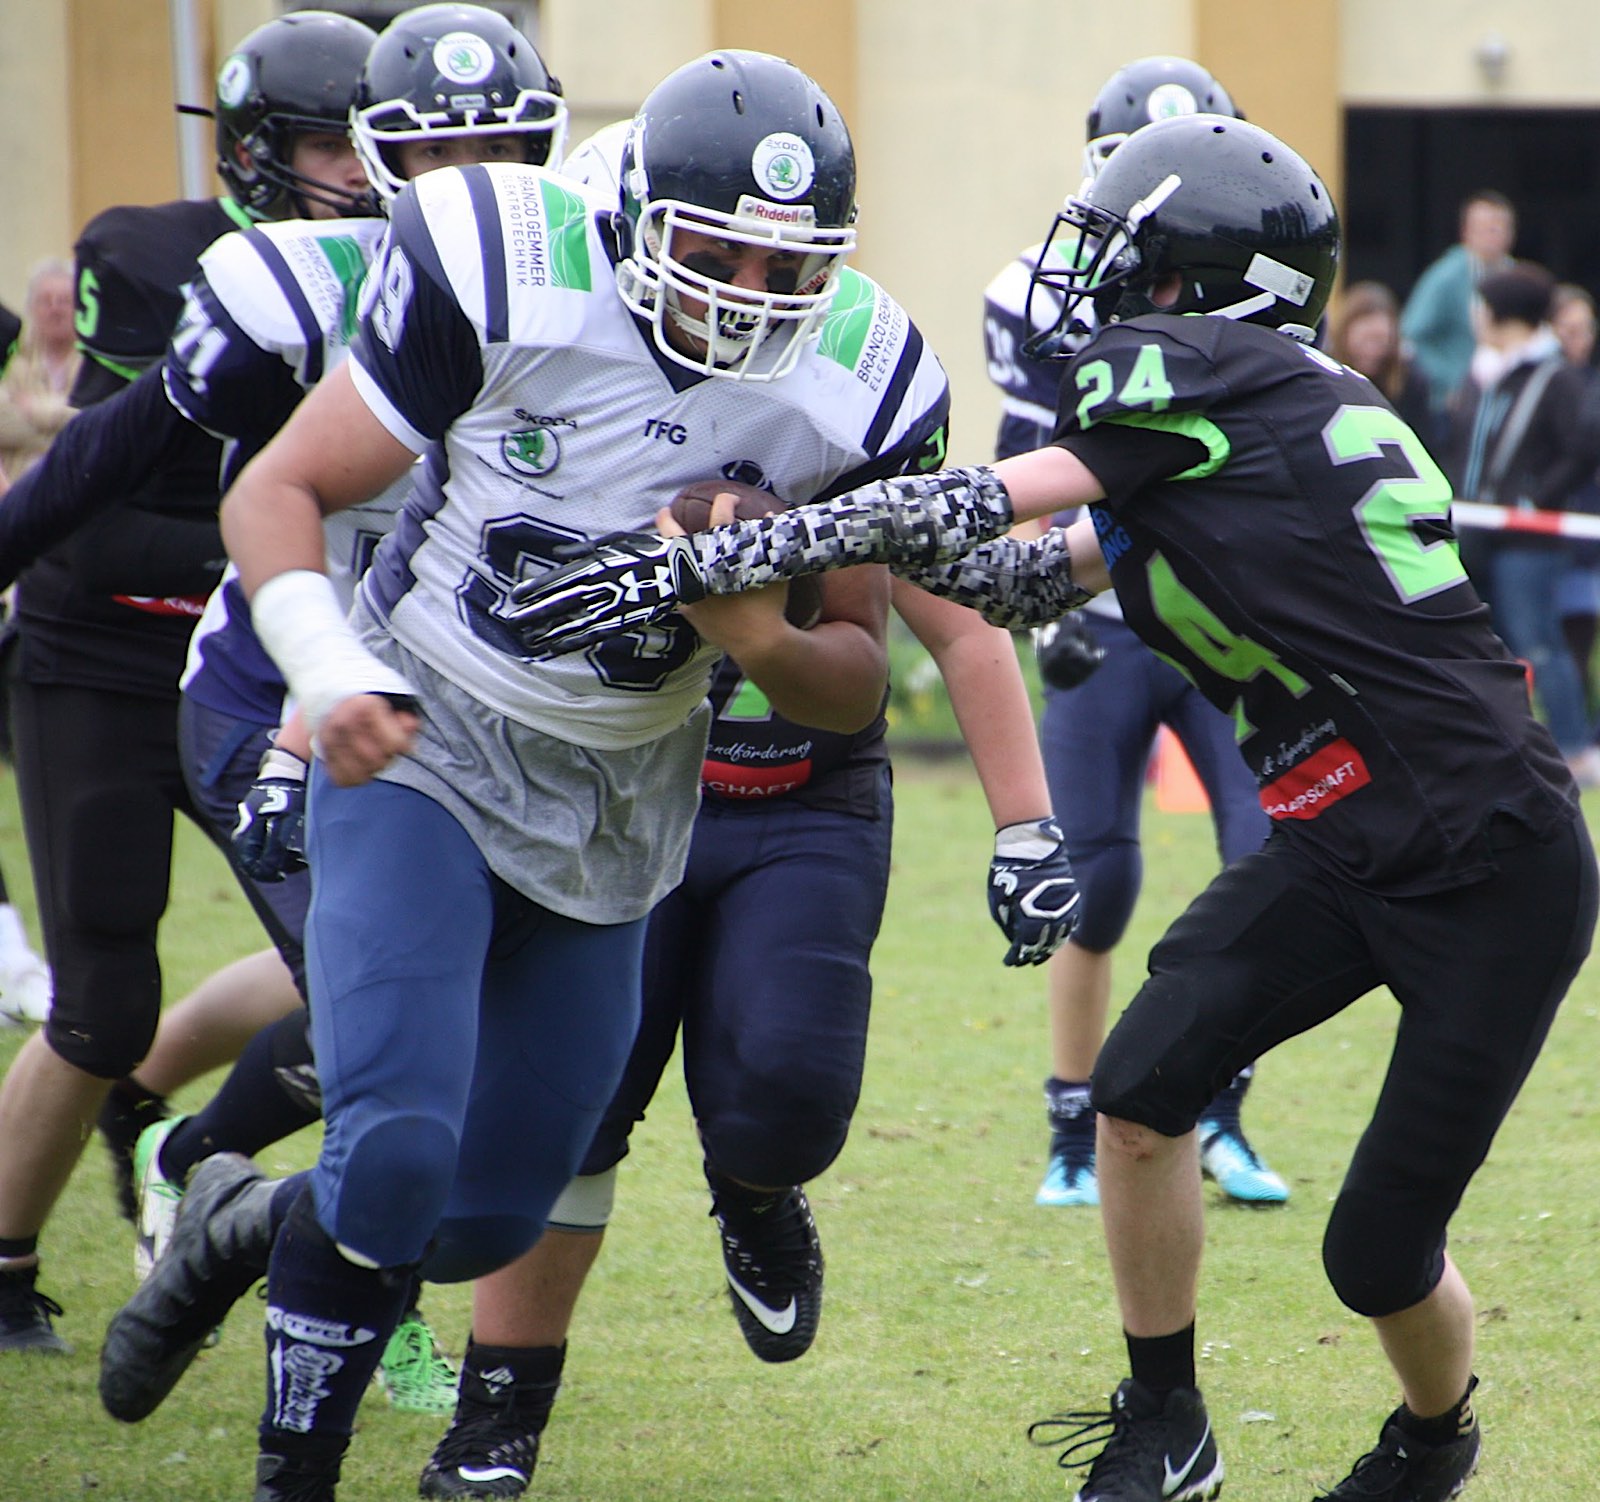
1402;189;1516;419
1447;262;1600;785
0;261;79;480
1550;283;1600;708
1329;279;1437;447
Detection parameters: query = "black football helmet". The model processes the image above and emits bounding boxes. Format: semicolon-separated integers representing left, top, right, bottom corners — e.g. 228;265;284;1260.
1082;55;1240;183
1023;115;1339;355
614;50;858;382
215;10;378;221
352;3;566;206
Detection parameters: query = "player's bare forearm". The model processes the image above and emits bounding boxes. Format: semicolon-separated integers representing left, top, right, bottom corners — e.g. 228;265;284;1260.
895;580;1051;827
689;560;889;733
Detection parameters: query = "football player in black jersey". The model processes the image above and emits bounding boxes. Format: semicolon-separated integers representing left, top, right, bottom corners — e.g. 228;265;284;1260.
983;56;1287;1215
0;9;379;1357
508;112;1596;1502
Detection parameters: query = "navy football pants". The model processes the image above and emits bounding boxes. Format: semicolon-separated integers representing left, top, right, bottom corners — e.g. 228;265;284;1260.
581;777;893;1190
304;770;645;1283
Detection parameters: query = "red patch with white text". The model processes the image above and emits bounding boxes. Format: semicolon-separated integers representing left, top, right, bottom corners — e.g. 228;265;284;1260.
702;758;813;799
112;594;208;618
1259;738;1371;821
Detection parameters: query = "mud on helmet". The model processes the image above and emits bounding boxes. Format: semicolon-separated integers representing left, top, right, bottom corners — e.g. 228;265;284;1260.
615;49;858;382
1024;114;1339;358
352;3;566;206
215;10;378;220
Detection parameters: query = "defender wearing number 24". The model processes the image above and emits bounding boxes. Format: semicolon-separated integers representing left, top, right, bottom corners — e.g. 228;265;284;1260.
513;112;1595;1502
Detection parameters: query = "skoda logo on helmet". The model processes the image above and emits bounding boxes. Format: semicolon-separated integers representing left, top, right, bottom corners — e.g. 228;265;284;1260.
434;32;495;86
217;56;252;110
751;133;816;203
1145;83;1199;122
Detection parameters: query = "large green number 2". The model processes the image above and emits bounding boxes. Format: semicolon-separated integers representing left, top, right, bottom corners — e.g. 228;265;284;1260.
1322;404;1466;604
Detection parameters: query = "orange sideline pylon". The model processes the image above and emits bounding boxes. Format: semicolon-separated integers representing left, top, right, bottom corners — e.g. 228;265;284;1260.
1153;726;1211;814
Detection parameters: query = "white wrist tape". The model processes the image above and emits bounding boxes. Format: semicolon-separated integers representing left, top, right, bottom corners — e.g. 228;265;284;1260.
250;570;414;733
994;818;1061;861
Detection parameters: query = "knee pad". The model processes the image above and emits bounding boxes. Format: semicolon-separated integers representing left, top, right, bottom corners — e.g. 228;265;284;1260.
1322;1188;1447;1318
547;1167;617;1233
422;1212;546;1284
1071;840;1142;951
45;1004;157;1080
700;1104;850;1188
317;1113;457;1271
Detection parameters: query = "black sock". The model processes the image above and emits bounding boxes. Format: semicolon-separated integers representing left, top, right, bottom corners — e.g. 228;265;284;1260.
1200;1064;1255;1134
261;1190;413;1447
458;1338;565;1437
1045;1077;1094;1151
0;1236;39;1265
1397;1375;1478;1446
163;1018;321;1181
1126;1323;1197;1397
705;1165;783;1210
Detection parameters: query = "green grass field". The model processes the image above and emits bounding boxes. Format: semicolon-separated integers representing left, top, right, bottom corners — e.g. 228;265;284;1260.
2;762;1598;1500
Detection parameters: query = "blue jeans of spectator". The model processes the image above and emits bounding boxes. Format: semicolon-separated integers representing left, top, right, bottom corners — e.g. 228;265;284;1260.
1491;544;1591;754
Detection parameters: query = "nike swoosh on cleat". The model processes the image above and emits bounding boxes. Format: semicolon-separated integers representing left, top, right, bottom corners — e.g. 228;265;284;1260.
727;1274;797;1334
1163;1422;1212;1496
458;1466;530;1484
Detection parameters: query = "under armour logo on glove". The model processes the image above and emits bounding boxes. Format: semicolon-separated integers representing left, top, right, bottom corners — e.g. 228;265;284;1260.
987;817;1081;967
504;531;709;658
232;746;309;883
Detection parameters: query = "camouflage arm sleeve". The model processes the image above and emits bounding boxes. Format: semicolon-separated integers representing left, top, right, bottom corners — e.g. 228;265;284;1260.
686;465;1015;592
891;527;1095;629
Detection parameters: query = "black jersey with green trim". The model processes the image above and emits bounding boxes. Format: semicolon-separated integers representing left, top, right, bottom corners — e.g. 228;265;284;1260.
1052;314;1575;895
701;655;888;815
15;198;239;697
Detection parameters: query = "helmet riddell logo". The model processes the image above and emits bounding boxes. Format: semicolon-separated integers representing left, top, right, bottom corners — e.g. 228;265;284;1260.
502;425;562;478
217;56;252;109
1145;83;1199;123
751;133;816;202
435;33;495;86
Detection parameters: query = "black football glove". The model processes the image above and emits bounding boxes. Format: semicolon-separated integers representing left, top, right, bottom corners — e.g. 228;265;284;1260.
504;531;708;658
987;817;1080;967
232;745;308;883
1034;614;1105;691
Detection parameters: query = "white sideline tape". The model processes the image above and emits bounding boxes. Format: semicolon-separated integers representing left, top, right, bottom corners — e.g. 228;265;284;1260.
1452;499;1600;541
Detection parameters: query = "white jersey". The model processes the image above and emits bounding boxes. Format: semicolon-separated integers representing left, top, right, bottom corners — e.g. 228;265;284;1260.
352;160;950;751
167;216;405;720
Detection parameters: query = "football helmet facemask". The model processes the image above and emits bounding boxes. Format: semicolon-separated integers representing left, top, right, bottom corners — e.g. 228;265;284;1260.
1023;115;1339;357
215;10;378;221
352;3;566;206
1081;55;1240;185
615;50;858;382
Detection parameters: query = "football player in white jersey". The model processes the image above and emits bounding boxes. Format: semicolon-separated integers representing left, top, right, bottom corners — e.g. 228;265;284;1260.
96;49;1035;1502
400;121;1072;1501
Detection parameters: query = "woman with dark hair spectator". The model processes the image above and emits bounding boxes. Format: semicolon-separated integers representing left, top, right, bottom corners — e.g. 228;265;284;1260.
1329;279;1437;446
